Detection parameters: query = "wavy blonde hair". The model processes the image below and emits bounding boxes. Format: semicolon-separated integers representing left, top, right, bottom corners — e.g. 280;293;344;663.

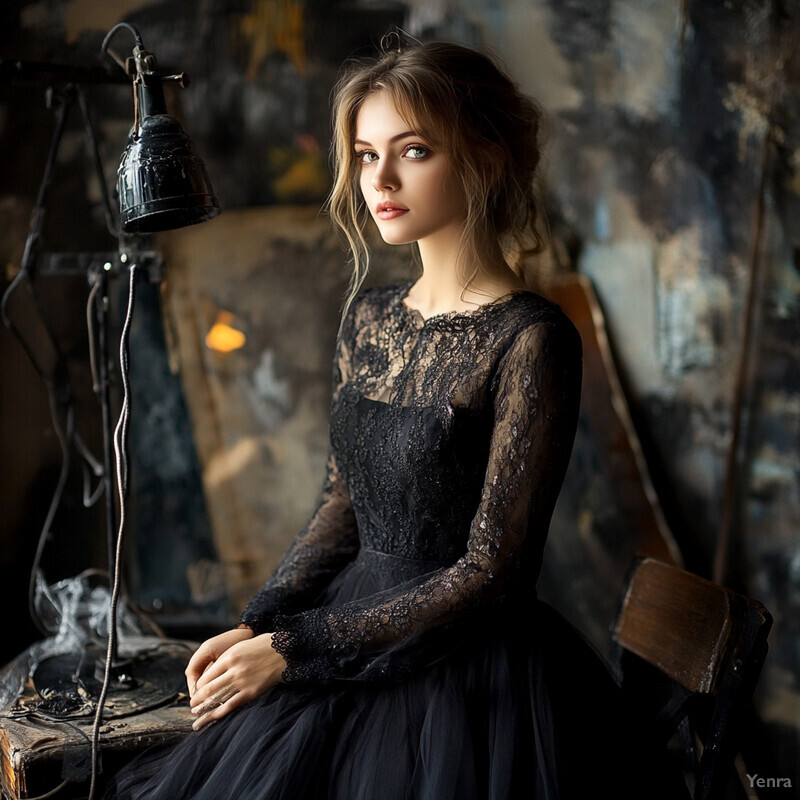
325;39;545;321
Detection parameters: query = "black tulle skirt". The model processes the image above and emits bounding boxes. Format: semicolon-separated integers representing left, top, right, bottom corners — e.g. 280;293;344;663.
103;553;687;800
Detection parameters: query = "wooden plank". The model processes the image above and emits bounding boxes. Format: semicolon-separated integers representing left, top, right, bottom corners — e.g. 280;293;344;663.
537;273;684;653
0;704;193;799
546;273;682;565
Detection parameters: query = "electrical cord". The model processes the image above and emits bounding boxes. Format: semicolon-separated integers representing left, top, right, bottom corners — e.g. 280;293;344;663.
1;77;113;632
2;263;118;632
76;429;106;508
6;710;93;799
100;22;144;72
26;397;74;636
0;268;51;382
80;278;109;508
87;262;139;800
2;269;76;639
2;259;107;639
85;279;103;394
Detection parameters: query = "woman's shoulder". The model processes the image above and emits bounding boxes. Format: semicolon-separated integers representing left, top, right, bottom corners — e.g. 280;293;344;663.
345;282;404;314
335;284;407;349
497;289;578;336
497;290;582;360
342;283;408;330
353;283;406;311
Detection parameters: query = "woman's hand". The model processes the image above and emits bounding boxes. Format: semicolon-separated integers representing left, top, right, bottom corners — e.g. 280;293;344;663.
185;627;254;696
186;629;288;731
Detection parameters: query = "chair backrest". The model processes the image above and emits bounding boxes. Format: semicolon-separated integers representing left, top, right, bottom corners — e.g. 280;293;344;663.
611;556;773;800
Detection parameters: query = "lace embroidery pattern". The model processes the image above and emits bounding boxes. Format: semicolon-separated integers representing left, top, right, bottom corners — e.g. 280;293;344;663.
241;284;582;683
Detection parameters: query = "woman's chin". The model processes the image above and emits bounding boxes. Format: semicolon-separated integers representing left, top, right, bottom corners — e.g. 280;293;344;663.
376;229;414;247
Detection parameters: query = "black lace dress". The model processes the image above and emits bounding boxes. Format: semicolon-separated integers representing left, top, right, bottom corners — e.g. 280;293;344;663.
105;284;684;800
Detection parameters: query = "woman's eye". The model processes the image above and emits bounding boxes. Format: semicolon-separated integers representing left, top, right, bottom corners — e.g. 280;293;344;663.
356;150;378;164
404;146;430;160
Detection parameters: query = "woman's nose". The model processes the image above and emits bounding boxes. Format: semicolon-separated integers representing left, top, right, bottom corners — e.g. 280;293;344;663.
371;159;398;191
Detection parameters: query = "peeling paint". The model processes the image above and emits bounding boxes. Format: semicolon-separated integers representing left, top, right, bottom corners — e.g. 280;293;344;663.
655;226;731;374
658;281;717;371
750;446;797;493
610;0;681;121
773;257;800;318
723;82;772;163
205;435;264;489
675;446;723;499
642;148;722;245
241;348;291;431
760;667;800;729
593;196;611;241
579;238;664;396
2;0;799;780
61;0;154;43
237;0;306;77
762;392;800;419
405;0;584;112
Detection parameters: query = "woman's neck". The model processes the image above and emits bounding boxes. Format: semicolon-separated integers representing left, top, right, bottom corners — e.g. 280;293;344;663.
407;239;525;320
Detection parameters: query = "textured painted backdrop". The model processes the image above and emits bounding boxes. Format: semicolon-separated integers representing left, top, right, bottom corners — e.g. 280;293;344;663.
1;0;798;790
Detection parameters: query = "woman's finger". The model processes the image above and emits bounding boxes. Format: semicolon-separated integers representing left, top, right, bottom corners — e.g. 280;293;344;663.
185;628;254;694
192;687;246;731
185;643;216;687
186;656;215;697
189;671;234;711
193;656;228;694
192;683;238;717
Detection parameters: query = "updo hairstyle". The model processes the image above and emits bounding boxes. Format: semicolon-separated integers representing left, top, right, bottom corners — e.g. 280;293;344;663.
326;38;545;314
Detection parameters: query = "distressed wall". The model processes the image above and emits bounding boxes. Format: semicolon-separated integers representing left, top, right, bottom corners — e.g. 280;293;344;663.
1;0;798;790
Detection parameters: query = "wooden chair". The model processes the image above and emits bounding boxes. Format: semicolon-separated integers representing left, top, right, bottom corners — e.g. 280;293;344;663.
611;556;773;800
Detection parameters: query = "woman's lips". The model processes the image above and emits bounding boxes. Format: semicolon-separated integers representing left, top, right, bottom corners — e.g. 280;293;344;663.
376;202;408;220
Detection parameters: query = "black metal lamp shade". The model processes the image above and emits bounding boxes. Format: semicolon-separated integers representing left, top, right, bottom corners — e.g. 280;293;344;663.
118;68;220;234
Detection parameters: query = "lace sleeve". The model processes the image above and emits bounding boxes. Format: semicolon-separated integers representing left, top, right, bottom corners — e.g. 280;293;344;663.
239;452;358;633
239;311;359;633
271;315;582;683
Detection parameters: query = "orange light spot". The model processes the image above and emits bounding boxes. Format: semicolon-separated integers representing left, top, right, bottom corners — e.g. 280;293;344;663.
205;311;246;353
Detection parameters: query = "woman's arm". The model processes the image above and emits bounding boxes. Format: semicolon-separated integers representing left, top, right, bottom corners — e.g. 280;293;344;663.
239;451;358;632
185;453;358;729
271;315;583;684
184;304;363;727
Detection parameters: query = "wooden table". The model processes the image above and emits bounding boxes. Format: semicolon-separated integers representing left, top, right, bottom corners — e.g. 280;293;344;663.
0;637;196;799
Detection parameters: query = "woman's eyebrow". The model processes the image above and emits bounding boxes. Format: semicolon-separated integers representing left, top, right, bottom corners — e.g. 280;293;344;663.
353;131;418;147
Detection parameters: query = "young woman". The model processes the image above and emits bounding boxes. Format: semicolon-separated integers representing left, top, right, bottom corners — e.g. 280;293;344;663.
105;39;685;800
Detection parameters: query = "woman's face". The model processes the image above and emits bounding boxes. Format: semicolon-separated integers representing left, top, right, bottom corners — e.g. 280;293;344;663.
354;91;466;249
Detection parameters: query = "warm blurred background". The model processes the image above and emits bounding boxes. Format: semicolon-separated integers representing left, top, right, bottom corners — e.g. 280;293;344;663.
1;0;798;795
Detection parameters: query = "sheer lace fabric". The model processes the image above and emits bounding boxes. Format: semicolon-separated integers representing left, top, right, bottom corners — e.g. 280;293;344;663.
241;284;582;684
105;283;690;800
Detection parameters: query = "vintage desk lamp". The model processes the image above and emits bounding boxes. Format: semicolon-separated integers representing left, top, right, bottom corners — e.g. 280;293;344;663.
0;21;219;799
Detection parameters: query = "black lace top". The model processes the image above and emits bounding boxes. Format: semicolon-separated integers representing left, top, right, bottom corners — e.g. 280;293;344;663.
240;283;582;684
